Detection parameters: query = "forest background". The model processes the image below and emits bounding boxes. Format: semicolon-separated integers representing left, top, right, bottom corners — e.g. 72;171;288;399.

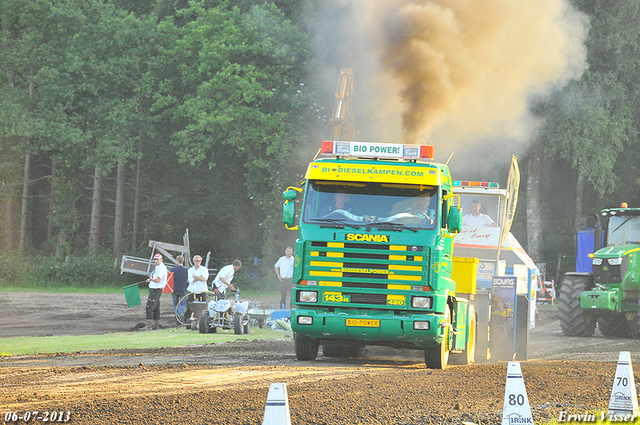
1;0;639;289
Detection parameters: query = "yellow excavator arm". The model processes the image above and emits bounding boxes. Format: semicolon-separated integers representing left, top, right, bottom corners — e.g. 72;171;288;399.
327;67;355;141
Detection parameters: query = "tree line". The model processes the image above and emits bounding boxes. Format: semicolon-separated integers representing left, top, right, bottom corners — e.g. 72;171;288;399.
0;0;321;269
1;0;639;282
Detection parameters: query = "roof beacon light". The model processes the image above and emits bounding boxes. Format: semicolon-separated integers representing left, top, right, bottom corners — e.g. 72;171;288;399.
453;180;500;188
320;140;434;160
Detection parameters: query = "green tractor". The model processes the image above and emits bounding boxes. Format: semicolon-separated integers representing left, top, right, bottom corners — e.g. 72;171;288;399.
559;205;640;338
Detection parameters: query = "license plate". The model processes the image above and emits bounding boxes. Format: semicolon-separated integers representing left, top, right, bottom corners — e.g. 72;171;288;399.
346;318;380;327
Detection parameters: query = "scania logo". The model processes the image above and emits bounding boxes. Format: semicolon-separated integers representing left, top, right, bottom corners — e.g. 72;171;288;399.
345;234;389;243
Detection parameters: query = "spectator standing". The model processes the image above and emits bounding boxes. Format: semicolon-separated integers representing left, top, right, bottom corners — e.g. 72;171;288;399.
212;259;242;298
145;253;168;330
183;255;209;322
170;255;189;325
274;246;294;309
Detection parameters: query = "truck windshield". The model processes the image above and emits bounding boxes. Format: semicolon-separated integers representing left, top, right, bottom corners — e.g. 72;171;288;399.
303;181;438;230
607;215;640;245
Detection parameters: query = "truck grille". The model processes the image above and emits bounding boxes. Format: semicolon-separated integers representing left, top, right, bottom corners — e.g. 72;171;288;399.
304;240;427;308
345;293;387;305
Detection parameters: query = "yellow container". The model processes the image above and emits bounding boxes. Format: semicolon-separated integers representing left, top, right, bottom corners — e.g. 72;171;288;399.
452;257;478;295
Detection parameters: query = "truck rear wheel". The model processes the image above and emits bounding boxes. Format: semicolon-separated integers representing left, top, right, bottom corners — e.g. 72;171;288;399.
559;275;596;336
295;333;319;361
424;306;451;369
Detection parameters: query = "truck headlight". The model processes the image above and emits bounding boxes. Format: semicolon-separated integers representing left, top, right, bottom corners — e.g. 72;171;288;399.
608;258;623;266
297;316;313;325
299;291;318;303
412;296;432;308
413;321;430;330
592;258;603;266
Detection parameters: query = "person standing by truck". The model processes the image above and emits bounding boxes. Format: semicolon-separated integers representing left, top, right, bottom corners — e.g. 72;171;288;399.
146;253;168;330
274;246;294;309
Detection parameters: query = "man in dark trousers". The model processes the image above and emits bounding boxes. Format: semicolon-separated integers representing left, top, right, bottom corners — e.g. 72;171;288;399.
274;246;294;309
170;255;189;326
145;253;168;330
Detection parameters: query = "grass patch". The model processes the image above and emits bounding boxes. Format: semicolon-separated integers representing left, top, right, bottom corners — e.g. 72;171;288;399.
0;327;293;356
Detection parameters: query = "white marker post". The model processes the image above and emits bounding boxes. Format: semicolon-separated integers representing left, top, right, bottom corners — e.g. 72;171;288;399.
607;351;639;418
262;383;291;425
502;361;533;425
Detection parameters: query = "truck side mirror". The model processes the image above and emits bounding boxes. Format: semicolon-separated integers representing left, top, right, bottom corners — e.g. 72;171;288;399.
283;200;296;229
283;188;298;201
448;206;461;233
282;187;302;230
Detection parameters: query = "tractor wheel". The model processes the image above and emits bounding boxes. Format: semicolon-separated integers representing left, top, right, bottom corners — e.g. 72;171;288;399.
233;313;244;335
322;345;343;357
294;333;319;361
424;305;451;369
598;313;633;338
559;275;596;336
198;312;210;334
243;314;251;335
450;307;476;365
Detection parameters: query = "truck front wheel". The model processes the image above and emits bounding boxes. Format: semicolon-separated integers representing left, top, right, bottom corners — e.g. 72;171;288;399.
424;306;451;369
295;334;319;361
559;274;596;336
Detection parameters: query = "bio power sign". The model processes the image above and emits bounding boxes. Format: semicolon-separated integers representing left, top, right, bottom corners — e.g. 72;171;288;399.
350;142;403;158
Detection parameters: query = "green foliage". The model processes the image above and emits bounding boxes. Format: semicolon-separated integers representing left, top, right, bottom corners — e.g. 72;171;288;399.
0;252;28;286
33;256;123;288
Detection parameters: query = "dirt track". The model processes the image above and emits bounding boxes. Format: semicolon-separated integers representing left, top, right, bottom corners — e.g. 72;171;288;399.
1;293;640;424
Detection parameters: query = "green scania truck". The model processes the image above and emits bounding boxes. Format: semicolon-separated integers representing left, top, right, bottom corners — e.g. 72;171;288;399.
281;140;479;369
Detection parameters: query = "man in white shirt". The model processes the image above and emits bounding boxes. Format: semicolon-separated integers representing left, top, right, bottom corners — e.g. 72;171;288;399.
145;253;168;330
274;246;294;309
213;259;242;298
187;255;209;300
462;200;497;227
182;255;209;323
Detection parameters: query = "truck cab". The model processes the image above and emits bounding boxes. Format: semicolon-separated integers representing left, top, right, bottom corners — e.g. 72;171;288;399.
283;141;477;369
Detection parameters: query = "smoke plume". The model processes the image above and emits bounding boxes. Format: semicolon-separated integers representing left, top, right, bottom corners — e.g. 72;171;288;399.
309;0;589;167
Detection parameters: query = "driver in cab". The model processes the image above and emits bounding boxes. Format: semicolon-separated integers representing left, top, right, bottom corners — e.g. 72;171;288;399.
390;193;435;223
321;191;352;216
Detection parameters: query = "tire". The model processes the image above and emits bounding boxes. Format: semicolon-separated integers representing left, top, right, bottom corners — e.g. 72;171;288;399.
559;274;596;336
233;313;244;335
243;314;251;335
449;307;476;365
424;305;451;369
598;313;634;338
322;345;343;357
198;312;210;334
294;333;319;361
